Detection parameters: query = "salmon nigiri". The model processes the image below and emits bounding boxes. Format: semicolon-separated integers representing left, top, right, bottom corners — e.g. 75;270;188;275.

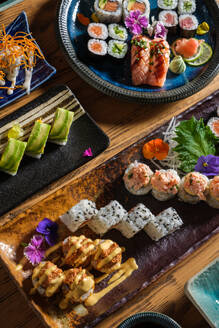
131;35;150;86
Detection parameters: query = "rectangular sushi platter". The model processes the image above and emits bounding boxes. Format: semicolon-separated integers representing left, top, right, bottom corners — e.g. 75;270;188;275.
0;89;218;328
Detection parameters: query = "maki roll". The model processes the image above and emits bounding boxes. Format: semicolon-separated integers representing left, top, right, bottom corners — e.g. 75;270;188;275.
49;108;74;145
108;39;128;59
123;161;154;195
108;24;128;41
178;0;196;15
207;176;219;209
88;39;107;57
26;120;51;159
123;0;150;20
179;14;198;38
0;138;27;176
87;23;108;40
94;0;122;23
157;0;178;10
178;172;209;204
159;10;178;34
207;117;219;138
151;169;181;201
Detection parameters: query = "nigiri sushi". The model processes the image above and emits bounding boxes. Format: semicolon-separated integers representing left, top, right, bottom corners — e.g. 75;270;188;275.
151;169;180;201
206;176;219;209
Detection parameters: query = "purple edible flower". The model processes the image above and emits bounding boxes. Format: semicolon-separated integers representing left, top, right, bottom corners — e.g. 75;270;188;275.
24;235;45;266
83;147;93;157
194;155;219;176
125;10;148;35
154;22;167;39
36;218;58;246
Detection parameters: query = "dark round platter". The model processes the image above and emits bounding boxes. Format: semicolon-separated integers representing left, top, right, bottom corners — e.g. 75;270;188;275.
56;0;219;104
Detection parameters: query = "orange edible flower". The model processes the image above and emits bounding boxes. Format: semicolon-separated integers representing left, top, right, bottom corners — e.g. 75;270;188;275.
77;13;90;26
142;138;169;161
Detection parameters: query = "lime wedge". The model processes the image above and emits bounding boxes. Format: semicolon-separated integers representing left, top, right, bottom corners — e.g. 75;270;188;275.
184;44;203;63
7;124;24;139
187;42;212;66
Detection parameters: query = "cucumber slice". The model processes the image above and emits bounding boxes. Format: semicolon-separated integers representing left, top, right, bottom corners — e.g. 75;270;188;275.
187;42;213;66
49;108;74;144
26;121;51;155
0;138;26;175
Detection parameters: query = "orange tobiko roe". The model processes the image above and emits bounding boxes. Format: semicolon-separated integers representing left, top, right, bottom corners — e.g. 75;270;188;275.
142;138;169;160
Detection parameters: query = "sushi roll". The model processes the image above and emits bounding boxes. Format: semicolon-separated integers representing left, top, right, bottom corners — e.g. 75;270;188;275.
0;138;27;176
60;199;98;233
87;39;107;57
178;172;209;204
91;239;122;273
159;10;178;34
151;169;181;201
116;203;155;238
157;0;178;10
178;0;196;15
123;161;154;195
87;23;108;40
108;24;128;41
108;40;128;59
123;0;150;21
207;117;219;138
144;207;183;241
26;120;51;159
207;176;219;209
88;200;127;234
49;108;74;145
94;0;122;23
179;14;198;38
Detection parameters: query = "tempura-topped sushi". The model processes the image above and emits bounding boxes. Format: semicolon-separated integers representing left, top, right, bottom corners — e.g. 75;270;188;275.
206;176;219;209
151;169;180;201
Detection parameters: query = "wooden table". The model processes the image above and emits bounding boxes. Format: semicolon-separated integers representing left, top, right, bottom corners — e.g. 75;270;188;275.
0;0;218;327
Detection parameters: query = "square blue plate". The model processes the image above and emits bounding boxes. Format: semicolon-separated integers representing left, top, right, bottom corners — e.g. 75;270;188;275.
0;11;56;109
185;257;219;328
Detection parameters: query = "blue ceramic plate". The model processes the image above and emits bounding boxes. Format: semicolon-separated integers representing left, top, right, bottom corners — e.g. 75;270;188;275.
0;12;56;109
57;0;219;103
184;257;219;328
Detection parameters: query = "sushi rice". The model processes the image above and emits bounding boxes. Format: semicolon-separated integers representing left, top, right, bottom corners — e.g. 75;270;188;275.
88;39;108;56
87;23;108;40
108;23;128;41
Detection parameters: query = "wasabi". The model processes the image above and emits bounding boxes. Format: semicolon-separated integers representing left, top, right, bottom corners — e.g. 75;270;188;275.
169;55;186;74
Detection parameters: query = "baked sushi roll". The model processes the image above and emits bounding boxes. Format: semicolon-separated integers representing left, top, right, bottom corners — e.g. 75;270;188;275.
123;161;154;195
144;207;183;241
108;24;128;41
123;0;150;20
26;120;51;159
116;203;155;238
178;172;209;204
108;40;128;59
0;138;27;176
178;0;196;14
158;0;178;10
179;14;198;38
60;199;98;233
207;117;219;138
159;10;178;34
87;39;108;57
87;23;108;40
151;169;181;201
91;239;122;273
49;108;74;145
30;261;64;297
59;268;95;309
94;0;122;23
206;176;219;209
62;235;95;267
88;200;127;234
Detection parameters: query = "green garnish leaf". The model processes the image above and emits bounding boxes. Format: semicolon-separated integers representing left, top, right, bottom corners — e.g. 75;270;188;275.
21;242;28;247
173;117;219;172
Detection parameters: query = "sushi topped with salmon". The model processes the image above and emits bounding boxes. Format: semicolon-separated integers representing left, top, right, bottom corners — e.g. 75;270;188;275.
207;176;219;209
131;35;170;87
151;169;181;201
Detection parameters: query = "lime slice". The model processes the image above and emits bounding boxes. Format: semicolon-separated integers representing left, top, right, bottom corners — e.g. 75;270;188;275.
187;42;212;66
7;124;24;139
184;44;203;63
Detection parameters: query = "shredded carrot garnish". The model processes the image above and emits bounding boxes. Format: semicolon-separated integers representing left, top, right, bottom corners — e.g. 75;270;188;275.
77;13;90;26
142;139;169;161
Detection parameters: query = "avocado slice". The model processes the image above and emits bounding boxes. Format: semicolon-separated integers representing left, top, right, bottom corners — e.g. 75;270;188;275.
49;108;74;144
127;0;136;11
26;121;51;155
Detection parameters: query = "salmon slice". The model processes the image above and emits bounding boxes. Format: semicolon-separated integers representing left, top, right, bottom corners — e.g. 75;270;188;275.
104;0;118;12
175;38;203;58
130;1;145;13
146;38;170;87
89;26;102;37
131;35;150;86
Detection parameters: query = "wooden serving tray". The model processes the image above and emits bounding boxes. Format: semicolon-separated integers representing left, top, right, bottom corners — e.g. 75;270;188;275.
0;90;218;328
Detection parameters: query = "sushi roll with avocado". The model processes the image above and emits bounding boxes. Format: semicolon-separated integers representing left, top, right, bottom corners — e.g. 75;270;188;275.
123;0;150;20
94;0;122;23
178;172;209;204
159;10;178;34
179;14;198;38
206;176;219;209
0;138;27;176
178;0;196;14
157;0;178;10
26;120;51;159
108;40;128;59
49;108;74;145
88;39;108;57
87;23;108;40
151;169;181;201
108;24;128;41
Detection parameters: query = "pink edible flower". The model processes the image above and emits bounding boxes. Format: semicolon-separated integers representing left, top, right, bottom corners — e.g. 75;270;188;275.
125;10;148;35
24;235;45;266
83;147;93;157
